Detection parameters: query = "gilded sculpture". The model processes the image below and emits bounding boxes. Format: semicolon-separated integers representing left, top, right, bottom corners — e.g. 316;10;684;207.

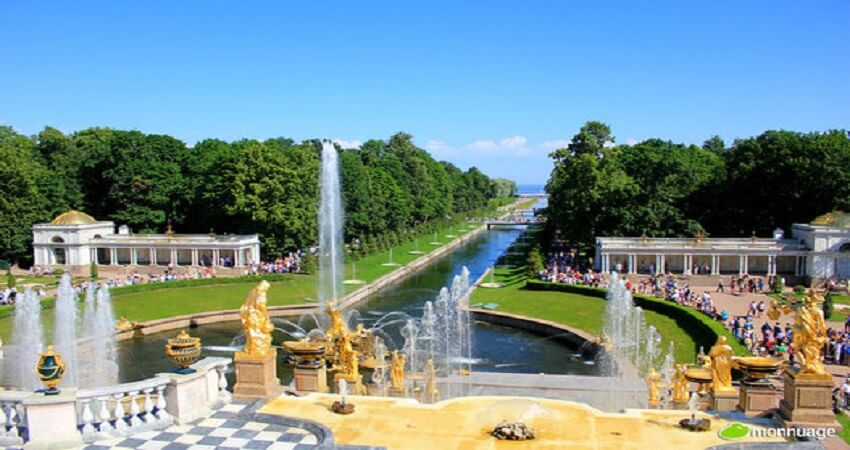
425;358;439;402
645;367;661;406
672;363;690;403
769;290;828;376
239;280;275;357
709;336;734;392
391;350;406;391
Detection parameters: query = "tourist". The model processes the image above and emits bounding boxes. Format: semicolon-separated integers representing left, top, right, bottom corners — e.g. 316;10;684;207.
716;279;724;293
842;378;850;410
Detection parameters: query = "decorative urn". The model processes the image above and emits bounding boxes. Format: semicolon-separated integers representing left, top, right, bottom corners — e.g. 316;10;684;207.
165;330;202;374
35;345;66;395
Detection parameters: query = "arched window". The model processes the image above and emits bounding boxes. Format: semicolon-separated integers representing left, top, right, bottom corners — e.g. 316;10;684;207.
840;243;850;253
93;234;102;239
51;236;65;243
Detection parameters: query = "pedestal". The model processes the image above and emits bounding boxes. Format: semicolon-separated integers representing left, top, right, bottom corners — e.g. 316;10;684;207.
778;368;839;429
233;349;280;401
738;381;778;417
294;365;328;393
23;389;84;450
710;389;739;412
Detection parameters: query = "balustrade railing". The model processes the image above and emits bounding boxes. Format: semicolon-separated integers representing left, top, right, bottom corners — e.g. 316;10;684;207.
0;391;28;447
77;376;172;442
0;357;231;446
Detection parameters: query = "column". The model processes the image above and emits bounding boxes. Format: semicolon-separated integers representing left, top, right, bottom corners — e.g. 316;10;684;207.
213;249;220;267
767;255;775;276
710;254;718;275
93;248;99;265
150;247;157;265
794;256;801;276
682;255;689;275
110;248;118;265
130;248;137;265
192;249;199;266
743;255;749;275
629;254;636;274
660;254;666;274
603;253;610;273
170;249;177;266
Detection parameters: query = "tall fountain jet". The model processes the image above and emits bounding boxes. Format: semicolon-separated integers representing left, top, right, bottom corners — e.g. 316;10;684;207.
54;273;79;387
5;289;44;391
319;141;345;308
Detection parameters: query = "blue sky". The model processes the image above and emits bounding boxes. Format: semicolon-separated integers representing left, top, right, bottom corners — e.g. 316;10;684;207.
2;2;848;184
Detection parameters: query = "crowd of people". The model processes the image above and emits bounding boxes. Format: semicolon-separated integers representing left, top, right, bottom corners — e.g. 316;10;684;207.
537;246;606;288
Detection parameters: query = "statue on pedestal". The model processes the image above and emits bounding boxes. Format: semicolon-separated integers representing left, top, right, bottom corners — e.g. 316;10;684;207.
391;350;406;391
769;290;828;376
646;367;661;406
709;336;734;393
672;363;690;403
239;281;274;357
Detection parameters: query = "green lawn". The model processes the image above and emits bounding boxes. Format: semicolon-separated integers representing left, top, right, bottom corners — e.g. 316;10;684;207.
837;412;850;444
472;277;698;364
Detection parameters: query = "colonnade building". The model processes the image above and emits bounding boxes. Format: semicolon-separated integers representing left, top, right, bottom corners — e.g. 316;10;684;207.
32;210;261;270
594;212;850;281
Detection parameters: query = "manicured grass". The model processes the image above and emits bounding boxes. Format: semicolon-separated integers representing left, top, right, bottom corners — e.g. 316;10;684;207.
837;412;850;444
472;278;698;364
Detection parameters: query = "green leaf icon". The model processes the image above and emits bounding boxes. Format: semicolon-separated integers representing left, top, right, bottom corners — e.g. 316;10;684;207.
718;422;750;440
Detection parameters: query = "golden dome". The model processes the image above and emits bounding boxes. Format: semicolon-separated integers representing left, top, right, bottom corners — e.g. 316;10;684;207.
50;210;98;225
811;211;850;228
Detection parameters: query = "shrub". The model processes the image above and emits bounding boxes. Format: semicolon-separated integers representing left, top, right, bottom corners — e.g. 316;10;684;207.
525;247;544;279
793;285;806;295
773;276;785;293
301;251;317;275
54;268;65;276
6;269;15;289
90;261;99;279
824;292;834;320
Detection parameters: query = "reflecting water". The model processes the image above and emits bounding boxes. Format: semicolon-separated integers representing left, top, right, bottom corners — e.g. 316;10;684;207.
116;219;596;384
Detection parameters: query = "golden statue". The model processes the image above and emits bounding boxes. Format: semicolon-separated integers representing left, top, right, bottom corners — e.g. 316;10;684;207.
645;367;662;406
769;291;828;377
425;358;440;402
672;363;690;403
239;281;274;357
326;306;348;341
709;336;735;392
391;350;406;391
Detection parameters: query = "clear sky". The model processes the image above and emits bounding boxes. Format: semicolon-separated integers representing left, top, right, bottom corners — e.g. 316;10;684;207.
2;1;848;184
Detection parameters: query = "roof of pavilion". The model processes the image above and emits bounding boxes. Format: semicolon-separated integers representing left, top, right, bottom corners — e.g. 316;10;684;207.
810;211;850;228
50;209;99;225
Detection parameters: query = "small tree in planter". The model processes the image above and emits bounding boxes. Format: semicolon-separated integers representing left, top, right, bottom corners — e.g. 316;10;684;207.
90;261;99;280
6;268;15;289
823;292;834;320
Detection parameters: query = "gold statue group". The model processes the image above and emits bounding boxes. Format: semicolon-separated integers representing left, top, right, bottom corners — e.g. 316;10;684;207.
240;281;440;400
645;289;828;406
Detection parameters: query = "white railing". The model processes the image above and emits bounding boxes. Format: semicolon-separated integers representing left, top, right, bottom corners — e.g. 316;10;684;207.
0;391;28;447
77;377;172;442
0;357;231;446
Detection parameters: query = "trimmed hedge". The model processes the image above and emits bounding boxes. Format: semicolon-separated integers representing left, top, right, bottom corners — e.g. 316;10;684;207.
525;279;750;357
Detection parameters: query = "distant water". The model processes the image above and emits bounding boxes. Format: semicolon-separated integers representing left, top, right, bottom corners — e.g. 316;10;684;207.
516;184;545;195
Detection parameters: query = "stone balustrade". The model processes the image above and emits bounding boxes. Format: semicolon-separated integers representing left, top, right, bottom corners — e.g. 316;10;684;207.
0;356;231;448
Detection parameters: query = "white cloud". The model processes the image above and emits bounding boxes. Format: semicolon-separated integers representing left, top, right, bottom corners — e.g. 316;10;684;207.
467;139;498;151
332;138;363;149
499;136;527;149
625;138;638;146
539;139;570;150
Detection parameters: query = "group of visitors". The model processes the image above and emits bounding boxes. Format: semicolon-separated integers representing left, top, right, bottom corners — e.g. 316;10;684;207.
248;251;303;276
537;246;606;288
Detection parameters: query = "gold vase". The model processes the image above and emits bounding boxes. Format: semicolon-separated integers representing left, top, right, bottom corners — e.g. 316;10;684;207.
35;345;66;395
165;330;202;374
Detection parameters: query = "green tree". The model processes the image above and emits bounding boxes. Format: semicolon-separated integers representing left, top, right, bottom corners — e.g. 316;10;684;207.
823;292;834;320
0;126;52;264
90;261;99;280
6;268;15;289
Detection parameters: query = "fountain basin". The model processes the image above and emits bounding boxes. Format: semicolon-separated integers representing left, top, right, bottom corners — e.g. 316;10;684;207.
735;356;783;385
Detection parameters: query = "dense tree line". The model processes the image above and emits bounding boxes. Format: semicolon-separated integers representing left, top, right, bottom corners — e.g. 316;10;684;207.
0;126;511;264
546;121;850;256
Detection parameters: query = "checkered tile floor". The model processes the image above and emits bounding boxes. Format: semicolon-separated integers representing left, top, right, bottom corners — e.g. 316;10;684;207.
82;403;319;450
